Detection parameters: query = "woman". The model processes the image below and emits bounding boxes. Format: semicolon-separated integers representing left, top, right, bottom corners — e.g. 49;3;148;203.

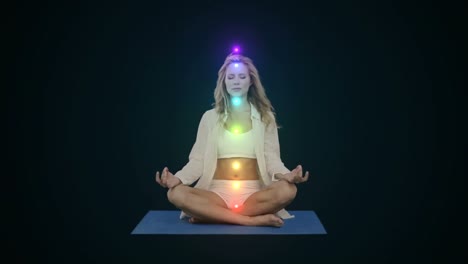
155;52;309;227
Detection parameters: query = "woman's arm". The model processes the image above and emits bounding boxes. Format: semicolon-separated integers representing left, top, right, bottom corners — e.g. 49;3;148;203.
264;113;291;182
174;112;209;185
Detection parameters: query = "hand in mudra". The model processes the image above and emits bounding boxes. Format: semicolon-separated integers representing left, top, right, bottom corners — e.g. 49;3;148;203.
155;167;182;189
279;165;309;184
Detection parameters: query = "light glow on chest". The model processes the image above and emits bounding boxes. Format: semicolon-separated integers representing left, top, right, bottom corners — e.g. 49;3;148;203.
230;125;241;134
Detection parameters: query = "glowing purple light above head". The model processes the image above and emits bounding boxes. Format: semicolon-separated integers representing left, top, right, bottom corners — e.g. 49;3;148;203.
231;45;241;67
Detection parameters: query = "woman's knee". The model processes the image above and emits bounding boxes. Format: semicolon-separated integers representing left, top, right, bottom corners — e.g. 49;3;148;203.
167;185;189;208
275;180;297;204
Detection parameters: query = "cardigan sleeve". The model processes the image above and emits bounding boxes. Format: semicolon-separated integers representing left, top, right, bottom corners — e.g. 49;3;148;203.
264;112;290;182
174;111;209;185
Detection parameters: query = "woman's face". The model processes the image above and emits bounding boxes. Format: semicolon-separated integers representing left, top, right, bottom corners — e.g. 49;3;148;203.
225;62;251;97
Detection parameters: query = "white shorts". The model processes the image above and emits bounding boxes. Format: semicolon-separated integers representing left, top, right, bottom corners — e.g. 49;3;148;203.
209;180;262;209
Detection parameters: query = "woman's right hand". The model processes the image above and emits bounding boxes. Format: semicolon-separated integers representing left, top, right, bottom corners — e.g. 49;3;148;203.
155;167;182;189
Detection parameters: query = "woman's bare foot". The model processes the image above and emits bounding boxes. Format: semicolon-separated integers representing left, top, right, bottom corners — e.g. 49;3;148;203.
249;214;284;227
189;217;202;224
188;214;284;227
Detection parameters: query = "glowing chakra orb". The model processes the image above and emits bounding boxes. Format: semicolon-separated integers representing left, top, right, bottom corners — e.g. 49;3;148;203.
234;204;239;208
231;97;241;106
230;125;242;134
232;161;240;170
234;63;239;67
232;181;240;189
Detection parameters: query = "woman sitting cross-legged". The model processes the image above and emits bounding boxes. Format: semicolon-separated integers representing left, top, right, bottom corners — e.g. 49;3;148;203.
155;52;309;227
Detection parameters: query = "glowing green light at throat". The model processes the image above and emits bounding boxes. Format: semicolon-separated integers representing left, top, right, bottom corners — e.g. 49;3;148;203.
231;97;241;107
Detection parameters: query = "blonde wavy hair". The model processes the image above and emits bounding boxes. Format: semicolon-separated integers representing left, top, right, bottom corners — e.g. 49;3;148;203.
212;53;279;128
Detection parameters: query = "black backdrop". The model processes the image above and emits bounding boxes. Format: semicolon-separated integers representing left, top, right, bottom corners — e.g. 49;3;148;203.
8;1;466;263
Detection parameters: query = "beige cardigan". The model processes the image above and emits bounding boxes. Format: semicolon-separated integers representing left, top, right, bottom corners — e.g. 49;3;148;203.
174;103;294;219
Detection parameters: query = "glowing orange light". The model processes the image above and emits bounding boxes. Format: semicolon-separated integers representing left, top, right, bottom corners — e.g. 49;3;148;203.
234;204;239;208
232;161;240;170
232;181;240;189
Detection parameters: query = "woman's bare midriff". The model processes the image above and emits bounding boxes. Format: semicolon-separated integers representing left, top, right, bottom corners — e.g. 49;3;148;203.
213;158;260;180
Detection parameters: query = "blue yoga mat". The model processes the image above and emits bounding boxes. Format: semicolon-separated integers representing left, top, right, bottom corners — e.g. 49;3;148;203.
131;210;327;235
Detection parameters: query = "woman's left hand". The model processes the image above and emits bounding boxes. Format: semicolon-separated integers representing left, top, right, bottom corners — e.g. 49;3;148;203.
279;165;309;184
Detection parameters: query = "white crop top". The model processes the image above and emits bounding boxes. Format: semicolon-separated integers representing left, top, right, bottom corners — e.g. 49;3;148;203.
217;128;256;159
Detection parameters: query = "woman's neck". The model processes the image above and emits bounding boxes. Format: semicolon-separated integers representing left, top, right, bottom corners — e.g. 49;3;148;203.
230;96;250;112
231;104;250;113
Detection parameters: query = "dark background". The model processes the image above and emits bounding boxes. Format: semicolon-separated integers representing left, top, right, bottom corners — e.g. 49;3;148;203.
8;0;466;263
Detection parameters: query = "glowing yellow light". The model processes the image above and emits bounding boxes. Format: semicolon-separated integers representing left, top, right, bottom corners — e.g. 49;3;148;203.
232;181;240;189
232;161;240;170
234;204;239;208
231;125;241;134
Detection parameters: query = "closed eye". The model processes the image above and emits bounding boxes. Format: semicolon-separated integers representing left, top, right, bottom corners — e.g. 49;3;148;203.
227;74;247;79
